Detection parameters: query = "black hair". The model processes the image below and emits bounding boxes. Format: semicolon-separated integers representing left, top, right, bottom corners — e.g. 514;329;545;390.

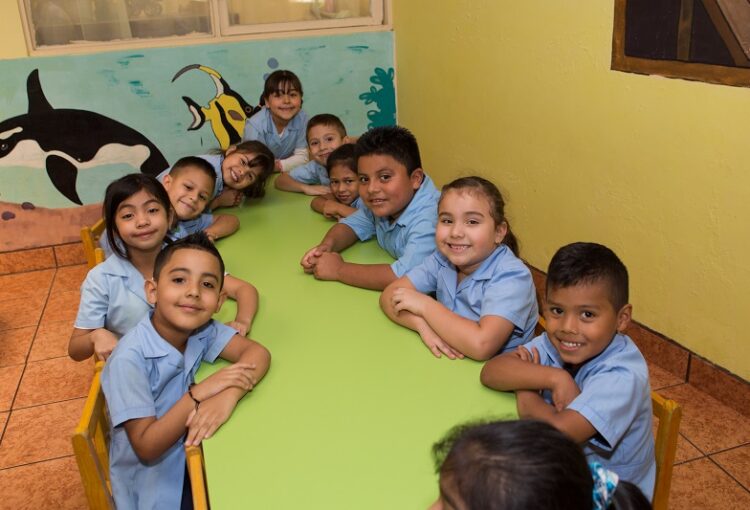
306;113;347;141
210;141;275;199
440;176;520;256
103;173;171;260
354;125;422;176
168;156;217;194
611;481;652;510
546;242;629;311
261;69;303;101
153;232;225;289
325;143;357;176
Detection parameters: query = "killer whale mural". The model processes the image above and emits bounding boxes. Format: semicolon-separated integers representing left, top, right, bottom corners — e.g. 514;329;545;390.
0;69;169;205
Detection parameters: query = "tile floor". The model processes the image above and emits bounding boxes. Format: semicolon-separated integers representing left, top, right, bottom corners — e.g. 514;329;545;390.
0;264;749;509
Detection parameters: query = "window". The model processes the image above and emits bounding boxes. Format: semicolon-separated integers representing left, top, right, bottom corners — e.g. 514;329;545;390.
20;1;387;53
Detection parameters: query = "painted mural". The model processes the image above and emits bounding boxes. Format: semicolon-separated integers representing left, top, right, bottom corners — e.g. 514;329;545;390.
0;31;395;251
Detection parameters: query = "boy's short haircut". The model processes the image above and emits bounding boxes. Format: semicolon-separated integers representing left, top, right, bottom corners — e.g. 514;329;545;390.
306;113;347;141
546;242;629;311
169;156;217;192
153;232;225;289
325;143;357;176
354;125;422;176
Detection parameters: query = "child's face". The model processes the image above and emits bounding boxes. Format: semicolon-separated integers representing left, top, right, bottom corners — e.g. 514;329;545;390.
329;164;359;205
162;167;214;220
544;281;632;366
114;189;170;252
307;124;345;166
436;189;506;275
222;149;263;191
265;86;302;127
146;248;225;337
357;154;423;220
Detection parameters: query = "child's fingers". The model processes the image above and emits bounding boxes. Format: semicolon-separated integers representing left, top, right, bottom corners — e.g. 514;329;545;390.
429;345;443;358
186;408;197;427
532;347;541;364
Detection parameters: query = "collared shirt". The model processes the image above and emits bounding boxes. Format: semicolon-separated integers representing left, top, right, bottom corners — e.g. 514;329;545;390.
169;214;213;241
102;315;236;510
289;160;329;185
340;174;441;277
75;254;151;338
243;107;309;159
405;244;538;353
524;332;656;500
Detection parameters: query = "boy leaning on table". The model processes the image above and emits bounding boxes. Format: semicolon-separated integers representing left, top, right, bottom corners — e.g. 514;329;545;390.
101;233;270;509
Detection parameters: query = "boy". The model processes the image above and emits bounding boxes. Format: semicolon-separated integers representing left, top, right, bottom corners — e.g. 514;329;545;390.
275;113;347;196
310;143;362;220
300;126;441;290
480;242;655;500
102;233;271;509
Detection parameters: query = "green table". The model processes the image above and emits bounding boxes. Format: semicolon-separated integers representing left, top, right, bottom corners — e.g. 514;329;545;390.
198;182;516;509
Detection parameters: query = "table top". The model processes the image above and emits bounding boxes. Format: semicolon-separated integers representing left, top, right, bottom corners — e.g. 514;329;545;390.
198;181;516;509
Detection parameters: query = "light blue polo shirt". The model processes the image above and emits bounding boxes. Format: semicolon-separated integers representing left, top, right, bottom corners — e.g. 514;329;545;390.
157;153;224;200
75;254;151;338
405;244;538;353
289;160;329;185
243;107;309;159
169;214;214;241
524;332;656;500
101;315;236;510
340;174;440;277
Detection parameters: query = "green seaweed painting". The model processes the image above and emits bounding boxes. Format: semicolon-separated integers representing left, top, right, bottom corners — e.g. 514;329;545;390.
359;67;395;128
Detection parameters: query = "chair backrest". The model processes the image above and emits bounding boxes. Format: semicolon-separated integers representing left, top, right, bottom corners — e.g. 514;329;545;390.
186;445;209;510
72;361;114;509
651;391;682;510
534;314;547;336
81;218;106;269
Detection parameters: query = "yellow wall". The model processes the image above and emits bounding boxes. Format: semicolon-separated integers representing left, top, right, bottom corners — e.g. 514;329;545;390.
0;3;28;59
394;1;750;380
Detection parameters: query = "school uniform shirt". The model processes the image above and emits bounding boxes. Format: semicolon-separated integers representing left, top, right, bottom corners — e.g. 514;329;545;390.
524;332;656;500
289;160;329;185
74;254;151;338
405;244;538;353
101;315;236;510
157;155;224;200
169;213;214;241
340;174;441;277
243;107;309;162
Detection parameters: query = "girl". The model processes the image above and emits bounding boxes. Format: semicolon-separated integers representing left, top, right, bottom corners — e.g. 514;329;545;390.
69;174;258;362
380;176;537;360
430;420;650;510
243;70;309;174
310;143;362;220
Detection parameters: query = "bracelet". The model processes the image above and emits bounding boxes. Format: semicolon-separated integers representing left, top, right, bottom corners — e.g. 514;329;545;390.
188;385;201;411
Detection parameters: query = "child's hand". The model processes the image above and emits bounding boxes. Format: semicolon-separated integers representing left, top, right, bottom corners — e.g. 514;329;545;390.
91;329;118;361
225;319;250;337
418;327;464;360
301;244;331;272
322;201;343;220
213;189;244;208
515;345;540;364
312;252;344;280
550;370;581;412
274;159;283;173
391;287;429;317
184;393;236;446
191;363;257;402
303;184;331;196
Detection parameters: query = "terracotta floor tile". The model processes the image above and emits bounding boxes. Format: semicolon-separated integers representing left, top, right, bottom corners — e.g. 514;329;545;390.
712;444;750;491
28;320;74;361
0;398;85;468
648;361;684;390
14;357;93;409
0;327;35;367
0;365;24;412
0;269;54;303
669;457;750;509
0;455;87;510
50;265;89;294
0;411;7;437
41;290;81;324
660;384;750;455
0;296;45;331
651;419;703;465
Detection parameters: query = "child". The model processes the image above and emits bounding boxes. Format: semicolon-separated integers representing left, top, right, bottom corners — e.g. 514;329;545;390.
275;113;347;196
70;174;258;362
101;232;271;510
480;243;656;500
380;177;537;361
300;126;440;291
243;70;309;173
310;143;363;220
430;419;650;510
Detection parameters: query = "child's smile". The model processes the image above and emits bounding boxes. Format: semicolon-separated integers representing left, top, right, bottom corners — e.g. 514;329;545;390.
222;151;262;190
114;189;169;252
357;154;423;220
163;168;213;221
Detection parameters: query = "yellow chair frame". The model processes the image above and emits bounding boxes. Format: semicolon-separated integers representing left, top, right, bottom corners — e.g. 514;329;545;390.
81;218;106;269
651;391;682;510
186;445;209;510
72;361;114;510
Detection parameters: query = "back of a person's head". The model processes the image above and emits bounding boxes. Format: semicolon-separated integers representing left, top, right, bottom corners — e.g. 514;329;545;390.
153;232;225;289
326;143;356;175
169;156;216;184
546;242;629;310
354;125;422;175
307;113;346;140
433;420;593;510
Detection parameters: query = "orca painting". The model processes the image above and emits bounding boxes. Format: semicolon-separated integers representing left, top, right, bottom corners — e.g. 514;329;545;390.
0;69;169;205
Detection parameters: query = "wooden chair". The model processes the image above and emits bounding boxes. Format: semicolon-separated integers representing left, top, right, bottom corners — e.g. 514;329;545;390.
534;314;547;336
186;445;209;510
651;391;682;510
72;361;114;509
81;218;106;269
